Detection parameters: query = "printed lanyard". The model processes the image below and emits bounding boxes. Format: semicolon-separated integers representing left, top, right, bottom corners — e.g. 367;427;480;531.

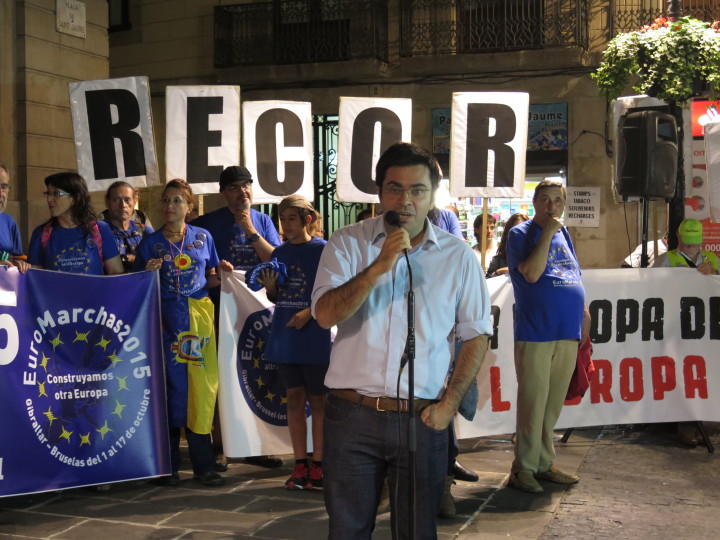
166;229;188;296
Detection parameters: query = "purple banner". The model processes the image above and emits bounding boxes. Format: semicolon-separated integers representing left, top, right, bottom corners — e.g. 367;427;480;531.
0;268;170;497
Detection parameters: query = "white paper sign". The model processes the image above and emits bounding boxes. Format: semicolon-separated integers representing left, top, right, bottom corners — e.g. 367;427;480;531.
69;76;159;191
336;97;412;203
56;0;86;38
242;101;314;204
166;86;241;194
450;92;528;198
565;187;601;227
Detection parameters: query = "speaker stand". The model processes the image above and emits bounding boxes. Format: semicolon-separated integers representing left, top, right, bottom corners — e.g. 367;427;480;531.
640;198;650;268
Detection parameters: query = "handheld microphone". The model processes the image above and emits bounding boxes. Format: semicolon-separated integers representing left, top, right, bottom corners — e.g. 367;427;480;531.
384;209;413;311
384;210;402;229
384;210;407;258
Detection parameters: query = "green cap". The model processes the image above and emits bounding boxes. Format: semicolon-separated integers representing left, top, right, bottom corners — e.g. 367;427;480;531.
678;218;703;245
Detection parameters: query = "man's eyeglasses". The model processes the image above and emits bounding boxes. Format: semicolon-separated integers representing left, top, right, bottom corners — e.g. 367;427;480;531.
383;186;431;200
43;190;71;199
224;183;252;193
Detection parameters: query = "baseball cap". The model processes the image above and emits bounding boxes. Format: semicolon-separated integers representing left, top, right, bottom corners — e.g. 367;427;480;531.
279;194;317;221
219;166;253;191
678;218;703;245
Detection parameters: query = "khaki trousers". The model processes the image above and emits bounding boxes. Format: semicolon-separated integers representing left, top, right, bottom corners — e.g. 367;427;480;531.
512;339;577;473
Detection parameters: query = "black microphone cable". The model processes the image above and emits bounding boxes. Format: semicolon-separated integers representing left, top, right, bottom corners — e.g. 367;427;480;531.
385;210;417;539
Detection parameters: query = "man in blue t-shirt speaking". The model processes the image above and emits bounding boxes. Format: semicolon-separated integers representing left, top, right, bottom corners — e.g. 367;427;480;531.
505;180;590;494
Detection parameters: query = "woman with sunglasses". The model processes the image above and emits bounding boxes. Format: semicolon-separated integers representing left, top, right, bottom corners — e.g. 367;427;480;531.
134;179;231;487
28;172;123;275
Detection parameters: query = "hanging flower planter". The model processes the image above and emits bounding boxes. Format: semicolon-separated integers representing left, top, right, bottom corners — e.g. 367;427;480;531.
592;17;720;106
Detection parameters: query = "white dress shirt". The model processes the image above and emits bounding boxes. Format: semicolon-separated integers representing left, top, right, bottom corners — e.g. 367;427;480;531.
311;216;492;400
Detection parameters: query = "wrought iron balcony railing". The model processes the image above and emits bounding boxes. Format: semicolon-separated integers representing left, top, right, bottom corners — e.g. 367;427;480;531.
612;0;720;35
400;0;589;57
215;0;591;68
214;0;388;67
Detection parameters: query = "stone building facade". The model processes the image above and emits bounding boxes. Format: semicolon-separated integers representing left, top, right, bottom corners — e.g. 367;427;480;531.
3;0;709;267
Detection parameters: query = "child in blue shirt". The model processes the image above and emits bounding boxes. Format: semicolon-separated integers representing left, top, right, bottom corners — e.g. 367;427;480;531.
257;195;331;490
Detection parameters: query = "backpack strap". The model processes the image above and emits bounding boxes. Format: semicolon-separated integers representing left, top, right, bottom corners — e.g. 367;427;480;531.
89;221;104;262
41;221;53;250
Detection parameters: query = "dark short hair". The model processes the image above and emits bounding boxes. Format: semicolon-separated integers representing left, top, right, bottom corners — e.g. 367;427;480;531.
374;142;441;190
105;180;134;200
533;180;566;201
473;213;497;230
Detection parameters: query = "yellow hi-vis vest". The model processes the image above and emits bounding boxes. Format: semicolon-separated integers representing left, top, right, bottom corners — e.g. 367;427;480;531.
666;249;719;271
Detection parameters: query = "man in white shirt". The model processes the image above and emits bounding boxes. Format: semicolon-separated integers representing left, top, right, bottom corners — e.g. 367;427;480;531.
312;142;491;539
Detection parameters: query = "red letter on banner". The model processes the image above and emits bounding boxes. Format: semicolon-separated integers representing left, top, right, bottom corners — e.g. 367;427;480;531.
619;357;644;402
651;356;676;400
489;366;510;412
590;359;613;404
683;355;708;399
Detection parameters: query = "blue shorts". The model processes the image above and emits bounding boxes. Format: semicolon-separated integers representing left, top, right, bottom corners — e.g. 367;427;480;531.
276;363;329;395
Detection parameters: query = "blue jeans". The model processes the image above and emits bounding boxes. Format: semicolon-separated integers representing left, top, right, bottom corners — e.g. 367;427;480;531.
323;395;447;540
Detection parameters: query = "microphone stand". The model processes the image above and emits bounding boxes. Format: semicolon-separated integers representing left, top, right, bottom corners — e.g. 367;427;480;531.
401;250;416;540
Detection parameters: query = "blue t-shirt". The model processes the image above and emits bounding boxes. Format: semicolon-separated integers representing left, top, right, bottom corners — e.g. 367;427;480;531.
191;207;281;271
0;212;23;255
104;219;154;256
506;219;585;342
265;236;331;365
103;219;154;273
28;220;120;275
133;224;219;300
432;208;463;239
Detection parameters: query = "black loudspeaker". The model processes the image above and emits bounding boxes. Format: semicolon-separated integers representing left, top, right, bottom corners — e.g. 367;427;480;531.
615;110;678;200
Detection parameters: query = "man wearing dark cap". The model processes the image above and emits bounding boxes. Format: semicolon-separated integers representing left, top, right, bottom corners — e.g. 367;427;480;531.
191;165;282;469
192;166;281;271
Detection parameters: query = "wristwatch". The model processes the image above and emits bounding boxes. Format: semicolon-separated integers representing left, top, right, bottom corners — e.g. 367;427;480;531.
248;233;260;243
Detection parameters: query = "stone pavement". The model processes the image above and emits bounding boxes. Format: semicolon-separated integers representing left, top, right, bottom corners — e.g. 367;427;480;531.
0;424;717;539
541;423;720;540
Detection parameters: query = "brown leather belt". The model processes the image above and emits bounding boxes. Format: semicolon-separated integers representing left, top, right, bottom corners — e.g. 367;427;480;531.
330;389;435;413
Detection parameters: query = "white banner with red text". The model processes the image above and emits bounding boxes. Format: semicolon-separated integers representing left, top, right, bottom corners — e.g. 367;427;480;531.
457;268;720;438
215;267;716;445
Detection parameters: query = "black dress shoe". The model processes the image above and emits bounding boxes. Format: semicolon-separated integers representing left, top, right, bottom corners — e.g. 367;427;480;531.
452;460;479;482
194;471;225;486
244;455;283;468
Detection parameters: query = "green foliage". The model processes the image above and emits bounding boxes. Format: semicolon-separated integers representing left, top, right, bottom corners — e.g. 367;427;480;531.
592;17;720;106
